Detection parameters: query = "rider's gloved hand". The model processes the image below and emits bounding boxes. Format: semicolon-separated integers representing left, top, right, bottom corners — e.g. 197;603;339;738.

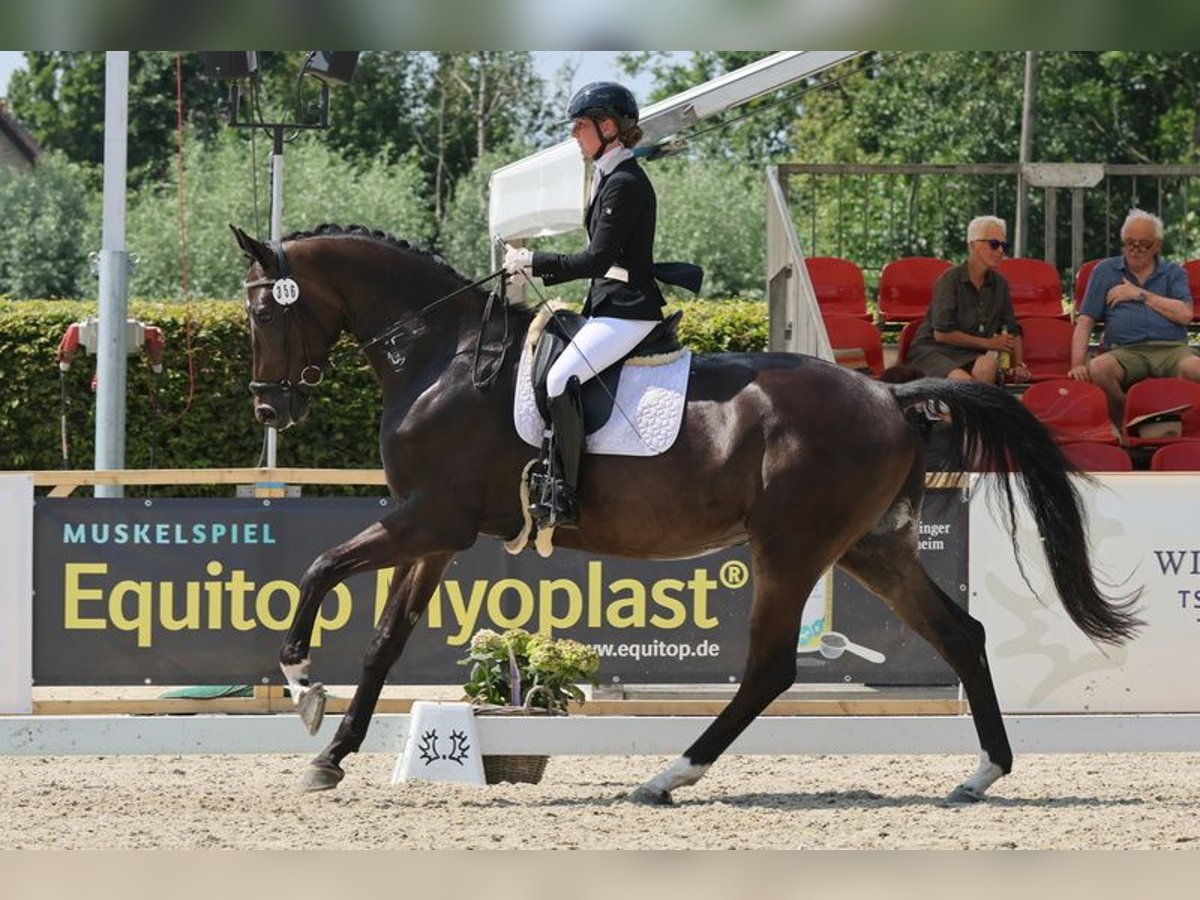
503;244;534;276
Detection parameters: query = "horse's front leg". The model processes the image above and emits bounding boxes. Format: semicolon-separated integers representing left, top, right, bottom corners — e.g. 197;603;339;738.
301;552;453;792
280;512;415;734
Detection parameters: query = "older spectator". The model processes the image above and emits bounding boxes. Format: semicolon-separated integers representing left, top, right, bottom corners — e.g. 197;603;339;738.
1069;208;1198;423
906;215;1029;385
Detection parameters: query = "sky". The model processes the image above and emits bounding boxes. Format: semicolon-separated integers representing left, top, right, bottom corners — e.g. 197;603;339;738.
0;51;662;101
0;50;23;96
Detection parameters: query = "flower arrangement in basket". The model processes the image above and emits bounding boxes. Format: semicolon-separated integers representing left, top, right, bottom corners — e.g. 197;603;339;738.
459;628;600;784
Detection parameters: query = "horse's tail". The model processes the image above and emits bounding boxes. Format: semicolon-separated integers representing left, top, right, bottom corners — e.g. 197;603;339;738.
890;377;1143;645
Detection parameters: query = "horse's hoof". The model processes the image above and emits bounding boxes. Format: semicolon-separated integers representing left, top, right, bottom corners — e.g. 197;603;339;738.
298;763;344;793
625;785;674;806
296;684;327;735
945;784;987;805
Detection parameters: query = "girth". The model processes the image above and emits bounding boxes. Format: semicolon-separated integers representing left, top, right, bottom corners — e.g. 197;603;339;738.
531;310;683;433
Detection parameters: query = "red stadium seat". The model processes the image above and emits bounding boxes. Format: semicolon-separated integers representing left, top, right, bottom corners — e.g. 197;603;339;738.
1017;316;1074;382
1020;378;1119;445
1150;441;1200;471
805;256;872;321
1122;378;1200;448
897;320;921;365
822;314;884;378
996;257;1067;319
1184;259;1200;322
878;257;953;323
1060;441;1132;472
1073;259;1101;309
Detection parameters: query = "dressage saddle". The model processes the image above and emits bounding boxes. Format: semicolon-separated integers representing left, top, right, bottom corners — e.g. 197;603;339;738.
530;309;683;434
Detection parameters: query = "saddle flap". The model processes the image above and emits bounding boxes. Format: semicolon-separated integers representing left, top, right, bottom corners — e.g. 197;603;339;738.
514;338;691;458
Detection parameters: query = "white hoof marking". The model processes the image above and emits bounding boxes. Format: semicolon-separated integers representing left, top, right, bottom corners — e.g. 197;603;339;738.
641;757;709;796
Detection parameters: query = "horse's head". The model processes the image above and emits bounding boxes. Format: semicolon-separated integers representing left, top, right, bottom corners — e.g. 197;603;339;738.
231;225;346;430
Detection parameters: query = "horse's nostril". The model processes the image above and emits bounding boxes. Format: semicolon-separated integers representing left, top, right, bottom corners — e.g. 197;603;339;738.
255;404;277;425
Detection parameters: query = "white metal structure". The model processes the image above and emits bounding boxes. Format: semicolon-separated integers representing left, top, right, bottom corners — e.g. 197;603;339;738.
4;713;1199;757
94;52;132;498
488;51;865;241
0;475;32;715
766;164;832;358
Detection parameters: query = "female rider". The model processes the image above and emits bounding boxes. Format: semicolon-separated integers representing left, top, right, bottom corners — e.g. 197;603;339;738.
503;82;666;529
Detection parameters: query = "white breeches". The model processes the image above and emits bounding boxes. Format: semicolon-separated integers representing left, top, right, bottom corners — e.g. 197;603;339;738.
545;316;658;398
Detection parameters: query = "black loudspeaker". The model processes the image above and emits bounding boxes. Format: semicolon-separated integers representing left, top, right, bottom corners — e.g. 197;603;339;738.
202;52;258;81
305;52;359;87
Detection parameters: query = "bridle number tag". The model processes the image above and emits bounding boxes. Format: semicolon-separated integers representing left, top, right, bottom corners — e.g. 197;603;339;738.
272;278;300;306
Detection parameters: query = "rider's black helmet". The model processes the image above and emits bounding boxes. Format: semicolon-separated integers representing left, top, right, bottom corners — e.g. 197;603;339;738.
567;81;639;130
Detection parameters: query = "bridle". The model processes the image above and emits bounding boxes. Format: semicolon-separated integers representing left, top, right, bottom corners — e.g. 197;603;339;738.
244;238;509;397
244;241;325;397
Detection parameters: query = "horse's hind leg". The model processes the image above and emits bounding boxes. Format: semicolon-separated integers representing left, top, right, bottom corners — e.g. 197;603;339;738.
301;553;452;792
629;548;820;806
839;516;1012;803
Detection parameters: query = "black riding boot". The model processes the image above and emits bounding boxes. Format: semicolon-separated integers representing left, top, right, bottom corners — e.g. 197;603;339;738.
531;377;584;529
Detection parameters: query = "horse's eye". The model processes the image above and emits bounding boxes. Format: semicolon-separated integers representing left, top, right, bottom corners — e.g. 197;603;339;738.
251;306;274;325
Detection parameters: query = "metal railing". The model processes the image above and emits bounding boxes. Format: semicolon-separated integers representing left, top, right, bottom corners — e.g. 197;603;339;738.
766;165;832;358
775;162;1200;300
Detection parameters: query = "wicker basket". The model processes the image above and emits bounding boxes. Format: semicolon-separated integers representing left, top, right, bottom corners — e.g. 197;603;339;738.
472;687;565;785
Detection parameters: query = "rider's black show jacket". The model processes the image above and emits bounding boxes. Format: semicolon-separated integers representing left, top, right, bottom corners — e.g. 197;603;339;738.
531;157;666;322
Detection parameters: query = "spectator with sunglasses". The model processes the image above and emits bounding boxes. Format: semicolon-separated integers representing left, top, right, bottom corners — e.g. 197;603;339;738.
1069;208;1197;423
906;215;1028;385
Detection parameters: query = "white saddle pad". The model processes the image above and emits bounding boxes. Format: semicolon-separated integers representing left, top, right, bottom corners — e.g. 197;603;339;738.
513;342;691;457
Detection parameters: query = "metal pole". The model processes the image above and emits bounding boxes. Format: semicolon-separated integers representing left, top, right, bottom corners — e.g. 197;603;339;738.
1015;51;1038;259
265;126;284;468
1044;187;1057;269
1070;188;1085;282
94;52;130;499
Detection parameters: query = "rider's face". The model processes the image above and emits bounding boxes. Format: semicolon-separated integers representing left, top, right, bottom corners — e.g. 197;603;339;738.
571;116;615;158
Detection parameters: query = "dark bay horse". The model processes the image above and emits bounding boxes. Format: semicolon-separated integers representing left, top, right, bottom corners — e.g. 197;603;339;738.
232;223;1141;804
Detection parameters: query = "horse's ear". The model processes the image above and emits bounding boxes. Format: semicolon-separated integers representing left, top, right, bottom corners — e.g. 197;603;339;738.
229;225;275;273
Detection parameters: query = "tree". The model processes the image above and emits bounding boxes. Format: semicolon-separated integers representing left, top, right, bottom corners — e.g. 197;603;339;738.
6;51;227;191
324;51;425;167
620;51;798;162
0;151;94;299
651;157;765;298
408;52;554;231
124;131;436;301
786;52;1200;264
440;143;537;278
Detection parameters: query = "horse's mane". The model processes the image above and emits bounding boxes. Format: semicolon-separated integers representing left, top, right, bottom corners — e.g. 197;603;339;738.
283;223;471;286
283;222;537;314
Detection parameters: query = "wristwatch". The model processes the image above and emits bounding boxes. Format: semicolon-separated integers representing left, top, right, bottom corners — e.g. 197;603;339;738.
1137;291;1148;303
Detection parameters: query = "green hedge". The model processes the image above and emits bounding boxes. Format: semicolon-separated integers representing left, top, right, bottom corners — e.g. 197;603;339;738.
0;297;768;492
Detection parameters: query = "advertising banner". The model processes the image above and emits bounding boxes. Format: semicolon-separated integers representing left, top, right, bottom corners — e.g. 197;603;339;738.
32;492;966;687
970;473;1200;713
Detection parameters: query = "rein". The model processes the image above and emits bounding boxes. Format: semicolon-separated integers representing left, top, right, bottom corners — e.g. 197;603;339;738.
359;268;506;354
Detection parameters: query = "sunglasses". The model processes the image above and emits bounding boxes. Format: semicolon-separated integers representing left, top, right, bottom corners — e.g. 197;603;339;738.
1122;239;1158;252
974;238;1010;252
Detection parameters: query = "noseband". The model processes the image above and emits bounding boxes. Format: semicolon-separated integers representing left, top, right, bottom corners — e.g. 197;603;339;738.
245;241;325;396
